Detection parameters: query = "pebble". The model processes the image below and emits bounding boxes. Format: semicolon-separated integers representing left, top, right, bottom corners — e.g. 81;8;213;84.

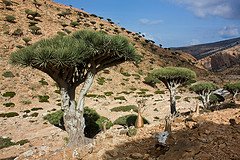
130;153;144;159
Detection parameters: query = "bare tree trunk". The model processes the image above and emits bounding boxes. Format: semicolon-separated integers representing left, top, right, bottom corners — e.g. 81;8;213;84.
169;88;177;114
61;70;95;147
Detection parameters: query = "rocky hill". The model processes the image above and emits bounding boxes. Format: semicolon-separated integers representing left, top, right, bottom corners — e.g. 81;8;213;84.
172;37;240;72
0;0;239;160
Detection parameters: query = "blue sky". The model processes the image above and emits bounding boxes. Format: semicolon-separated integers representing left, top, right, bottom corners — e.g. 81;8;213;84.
54;0;240;47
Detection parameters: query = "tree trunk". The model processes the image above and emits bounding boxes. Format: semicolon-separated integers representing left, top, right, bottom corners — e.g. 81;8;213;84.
61;70;95;147
169;88;177;114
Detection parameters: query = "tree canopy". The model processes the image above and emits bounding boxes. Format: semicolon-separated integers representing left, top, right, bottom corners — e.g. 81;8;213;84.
10;30;139;88
151;67;196;87
190;82;218;94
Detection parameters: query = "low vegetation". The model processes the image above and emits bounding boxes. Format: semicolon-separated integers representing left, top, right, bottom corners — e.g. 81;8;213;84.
113;114;149;127
110;105;138;112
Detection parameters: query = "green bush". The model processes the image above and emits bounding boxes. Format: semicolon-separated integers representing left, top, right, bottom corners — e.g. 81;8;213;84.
97;77;105;85
39;78;48;85
70;21;79;27
0;112;19;118
2;71;15;78
0;137;15;149
113;114;149;127
0;137;29;149
31;107;43;111
2;91;16;98
121;72;131;77
30;112;39;117
29;25;41;35
110;105;138;112
114;96;126;101
21;100;31;105
23;110;31;113
25;9;41;20
43;110;64;126
96;116;113;130
154;90;165;94
38;95;49;102
12;28;23;36
44;107;113;138
3;102;15;107
104;92;113;96
176;96;181;100
2;0;13;7
22;37;32;45
5;15;16;23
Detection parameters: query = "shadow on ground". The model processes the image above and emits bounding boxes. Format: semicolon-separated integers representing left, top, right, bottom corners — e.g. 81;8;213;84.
103;120;240;160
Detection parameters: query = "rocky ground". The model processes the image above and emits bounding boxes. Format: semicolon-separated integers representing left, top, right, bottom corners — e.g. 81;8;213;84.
1;91;240;159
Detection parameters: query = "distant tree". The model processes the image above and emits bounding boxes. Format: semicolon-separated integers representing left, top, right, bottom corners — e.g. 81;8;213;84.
190;82;218;109
224;82;240;102
149;67;196;114
10;30;139;147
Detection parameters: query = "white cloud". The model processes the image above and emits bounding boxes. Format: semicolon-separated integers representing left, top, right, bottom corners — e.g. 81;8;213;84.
139;18;163;25
219;26;239;38
172;0;240;19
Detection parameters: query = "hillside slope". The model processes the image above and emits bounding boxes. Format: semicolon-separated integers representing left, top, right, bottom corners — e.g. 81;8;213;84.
172;37;240;72
3;0;239;160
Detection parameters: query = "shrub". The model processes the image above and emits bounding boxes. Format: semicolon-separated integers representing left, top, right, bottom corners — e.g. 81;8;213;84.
0;137;29;149
154;90;165;94
12;28;23;36
23;110;31;113
110;105;138;112
2;91;16;98
57;31;67;36
31;107;43;111
30;112;39;117
104;92;113;96
2;0;13;7
29;25;41;35
70;21;79;28
176;96;181;100
44;108;113;138
38;78;48;85
22;37;31;45
21;100;31;105
2;71;15;78
0;137;15;149
5;15;16;23
38;95;49;102
114;96;126;101
28;21;38;26
97;77;105;85
63;29;71;34
44;110;63;125
96;116;113;131
0;112;19;118
25;9;41;20
121;72;131;77
3;102;15;107
113;114;149;127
